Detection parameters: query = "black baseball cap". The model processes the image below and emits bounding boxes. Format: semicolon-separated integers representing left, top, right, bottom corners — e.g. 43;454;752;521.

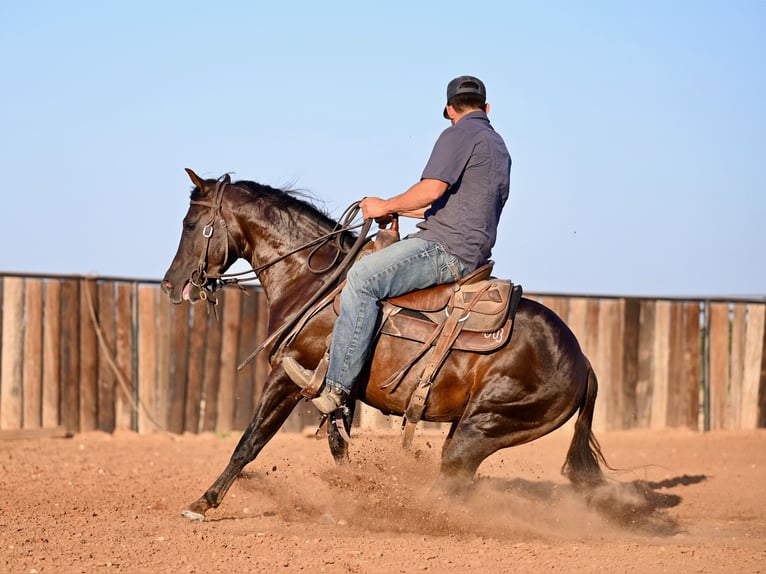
443;75;487;119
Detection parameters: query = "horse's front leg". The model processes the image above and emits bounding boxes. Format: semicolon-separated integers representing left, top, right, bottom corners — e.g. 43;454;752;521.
182;373;302;521
327;399;356;463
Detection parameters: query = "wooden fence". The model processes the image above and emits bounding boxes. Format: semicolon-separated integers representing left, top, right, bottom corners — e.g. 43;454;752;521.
1;273;764;436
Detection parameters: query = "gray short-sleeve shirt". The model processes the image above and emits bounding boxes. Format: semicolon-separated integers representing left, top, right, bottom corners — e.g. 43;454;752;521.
413;111;511;272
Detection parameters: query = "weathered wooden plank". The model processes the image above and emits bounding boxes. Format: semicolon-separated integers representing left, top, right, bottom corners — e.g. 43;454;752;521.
708;303;730;430
23;279;43;428
729;303;747;429
217;288;242;432
663;301;701;431
201;297;224;432
235;291;258;430
597;299;624;430
78;279;99;432
156;288;173;431
1;277;24;430
680;302;702;430
650;300;671;429
115;283;135;430
166;300;190;434
184;304;208;433
59;280;80;433
741;303;765;429
97;281;117;432
137;285;158;433
42;280;61;428
665;302;686;428
621;298;641;429
635;300;656;428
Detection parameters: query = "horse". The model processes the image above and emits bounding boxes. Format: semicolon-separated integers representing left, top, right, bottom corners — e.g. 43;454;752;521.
162;168;609;522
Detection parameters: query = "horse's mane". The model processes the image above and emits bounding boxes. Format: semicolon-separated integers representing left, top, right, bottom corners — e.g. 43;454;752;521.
189;176;343;232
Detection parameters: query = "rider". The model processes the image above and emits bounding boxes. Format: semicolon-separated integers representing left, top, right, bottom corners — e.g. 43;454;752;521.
283;75;512;413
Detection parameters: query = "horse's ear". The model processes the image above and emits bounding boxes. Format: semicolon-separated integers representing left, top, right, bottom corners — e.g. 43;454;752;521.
222;174;231;184
185;168;206;192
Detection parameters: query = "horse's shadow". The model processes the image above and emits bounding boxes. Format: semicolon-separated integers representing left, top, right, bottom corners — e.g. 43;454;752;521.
472;473;707;536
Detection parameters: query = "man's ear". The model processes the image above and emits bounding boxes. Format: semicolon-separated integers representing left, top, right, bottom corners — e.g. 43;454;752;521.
485;102;491;114
445;104;457;121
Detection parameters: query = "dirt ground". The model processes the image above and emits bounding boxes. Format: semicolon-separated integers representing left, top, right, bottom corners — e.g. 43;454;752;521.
1;424;764;574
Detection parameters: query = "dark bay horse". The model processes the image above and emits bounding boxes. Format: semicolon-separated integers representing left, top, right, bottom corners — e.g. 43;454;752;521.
162;169;608;521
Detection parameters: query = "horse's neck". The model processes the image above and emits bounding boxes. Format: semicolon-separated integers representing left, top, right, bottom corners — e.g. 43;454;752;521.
242;214;342;323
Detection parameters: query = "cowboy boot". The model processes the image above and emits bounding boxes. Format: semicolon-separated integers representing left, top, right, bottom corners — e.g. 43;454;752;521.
310;386;345;414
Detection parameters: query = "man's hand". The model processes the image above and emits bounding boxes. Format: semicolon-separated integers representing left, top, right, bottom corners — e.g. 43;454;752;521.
360;196;390;221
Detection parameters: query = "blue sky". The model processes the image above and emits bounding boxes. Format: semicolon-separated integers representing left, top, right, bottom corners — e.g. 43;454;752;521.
1;1;764;297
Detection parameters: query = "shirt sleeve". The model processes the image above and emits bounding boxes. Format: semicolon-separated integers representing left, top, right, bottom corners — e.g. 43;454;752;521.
420;127;471;186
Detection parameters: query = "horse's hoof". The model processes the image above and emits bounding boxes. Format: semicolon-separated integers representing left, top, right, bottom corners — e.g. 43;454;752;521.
181;509;206;522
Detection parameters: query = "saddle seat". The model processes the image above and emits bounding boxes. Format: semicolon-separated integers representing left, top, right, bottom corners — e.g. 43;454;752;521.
386;261;493;313
385;262;512;334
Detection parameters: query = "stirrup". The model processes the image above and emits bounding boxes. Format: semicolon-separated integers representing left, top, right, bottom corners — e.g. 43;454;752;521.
282;356;313;389
282;355;328;399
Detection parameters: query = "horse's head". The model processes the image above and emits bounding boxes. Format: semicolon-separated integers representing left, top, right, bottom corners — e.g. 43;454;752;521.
162;168;241;304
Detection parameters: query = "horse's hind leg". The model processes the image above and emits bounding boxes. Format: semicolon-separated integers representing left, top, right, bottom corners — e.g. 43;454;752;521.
182;376;301;521
440;421;459;460
437;400;563;494
437;421;505;493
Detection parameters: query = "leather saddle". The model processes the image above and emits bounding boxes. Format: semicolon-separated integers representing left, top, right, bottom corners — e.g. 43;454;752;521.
333;258;523;353
383;266;521;352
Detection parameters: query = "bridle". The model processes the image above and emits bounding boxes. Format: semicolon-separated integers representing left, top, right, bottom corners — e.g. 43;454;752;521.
186;175;374;365
187;176;370;307
187;175;238;302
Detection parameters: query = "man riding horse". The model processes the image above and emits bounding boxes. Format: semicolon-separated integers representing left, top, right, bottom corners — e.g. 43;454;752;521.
283;75;512;414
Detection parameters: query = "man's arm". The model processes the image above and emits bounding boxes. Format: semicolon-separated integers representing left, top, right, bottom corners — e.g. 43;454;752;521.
360;178;448;221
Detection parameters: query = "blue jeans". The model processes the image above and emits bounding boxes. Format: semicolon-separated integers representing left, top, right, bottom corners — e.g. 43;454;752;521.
326;237;468;394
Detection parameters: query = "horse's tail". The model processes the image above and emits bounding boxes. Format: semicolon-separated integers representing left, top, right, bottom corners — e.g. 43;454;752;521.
561;364;609;488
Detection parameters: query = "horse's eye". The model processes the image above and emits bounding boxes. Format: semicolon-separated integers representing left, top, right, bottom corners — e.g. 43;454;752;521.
183;221;195;232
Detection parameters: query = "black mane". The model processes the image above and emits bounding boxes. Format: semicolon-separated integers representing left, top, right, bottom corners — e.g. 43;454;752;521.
189;174;356;245
233;179;341;231
189;175;341;229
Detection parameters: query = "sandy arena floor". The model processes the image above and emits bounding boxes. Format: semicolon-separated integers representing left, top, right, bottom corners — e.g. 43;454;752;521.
1;425;764;573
